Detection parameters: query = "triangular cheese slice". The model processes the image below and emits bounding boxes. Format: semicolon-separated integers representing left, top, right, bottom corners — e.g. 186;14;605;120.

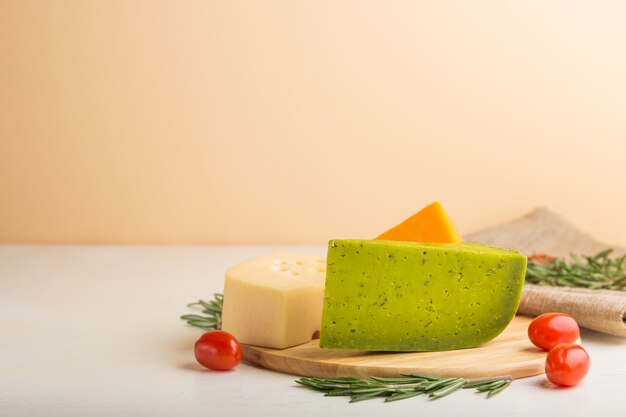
376;201;462;243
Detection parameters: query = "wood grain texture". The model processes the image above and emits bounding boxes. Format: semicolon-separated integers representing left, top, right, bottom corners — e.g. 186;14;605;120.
243;316;546;379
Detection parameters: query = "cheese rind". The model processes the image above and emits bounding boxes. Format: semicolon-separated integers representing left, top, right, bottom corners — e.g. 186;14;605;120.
221;252;325;349
320;240;526;351
376;201;462;243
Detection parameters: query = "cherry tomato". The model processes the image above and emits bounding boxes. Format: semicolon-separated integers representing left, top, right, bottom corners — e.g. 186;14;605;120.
528;254;556;263
194;330;243;371
545;343;590;386
528;313;580;351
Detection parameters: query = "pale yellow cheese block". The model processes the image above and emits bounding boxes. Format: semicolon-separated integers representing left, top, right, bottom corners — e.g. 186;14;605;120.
221;252;326;349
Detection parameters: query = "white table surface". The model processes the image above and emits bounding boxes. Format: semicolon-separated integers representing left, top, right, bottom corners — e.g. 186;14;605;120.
1;245;625;417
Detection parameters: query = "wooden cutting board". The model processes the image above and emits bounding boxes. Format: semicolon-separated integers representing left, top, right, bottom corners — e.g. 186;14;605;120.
243;316;547;379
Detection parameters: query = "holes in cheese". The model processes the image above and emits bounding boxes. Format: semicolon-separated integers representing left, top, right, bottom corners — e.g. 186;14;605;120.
221;252;326;349
376;201;462;243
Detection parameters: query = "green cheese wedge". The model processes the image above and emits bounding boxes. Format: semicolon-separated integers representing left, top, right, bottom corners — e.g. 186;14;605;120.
319;240;527;351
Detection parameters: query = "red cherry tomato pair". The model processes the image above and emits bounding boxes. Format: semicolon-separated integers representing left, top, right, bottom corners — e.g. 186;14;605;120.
528;313;590;387
194;330;242;371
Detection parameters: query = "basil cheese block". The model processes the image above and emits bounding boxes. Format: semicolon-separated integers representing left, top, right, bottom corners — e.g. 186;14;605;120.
319;240;526;351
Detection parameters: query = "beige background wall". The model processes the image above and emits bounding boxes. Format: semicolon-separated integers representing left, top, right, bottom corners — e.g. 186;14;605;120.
1;1;625;245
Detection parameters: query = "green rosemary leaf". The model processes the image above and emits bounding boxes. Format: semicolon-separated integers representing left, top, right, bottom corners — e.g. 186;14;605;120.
295;378;325;390
463;376;512;389
186;320;217;327
315;383;353;390
201;305;223;314
476;380;506;392
324;389;354;397
429;378;466;398
424;377;461;392
180;314;216;322
385;391;424;402
316;377;362;383
350;386;390;394
487;380;511;397
399;372;444;381
370;376;427;384
349;390;387;403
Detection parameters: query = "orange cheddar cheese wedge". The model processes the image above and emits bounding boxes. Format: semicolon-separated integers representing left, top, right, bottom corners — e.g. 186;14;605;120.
376;201;462;243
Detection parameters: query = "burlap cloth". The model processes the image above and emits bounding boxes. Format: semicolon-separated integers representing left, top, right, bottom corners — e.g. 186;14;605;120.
466;208;626;337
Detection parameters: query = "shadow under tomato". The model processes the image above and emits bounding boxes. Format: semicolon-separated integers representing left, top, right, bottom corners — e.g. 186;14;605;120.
535;378;575;390
178;361;239;373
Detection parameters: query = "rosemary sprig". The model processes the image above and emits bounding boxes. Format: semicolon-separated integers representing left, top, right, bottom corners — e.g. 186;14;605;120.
180;294;223;330
526;249;626;291
295;374;512;402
